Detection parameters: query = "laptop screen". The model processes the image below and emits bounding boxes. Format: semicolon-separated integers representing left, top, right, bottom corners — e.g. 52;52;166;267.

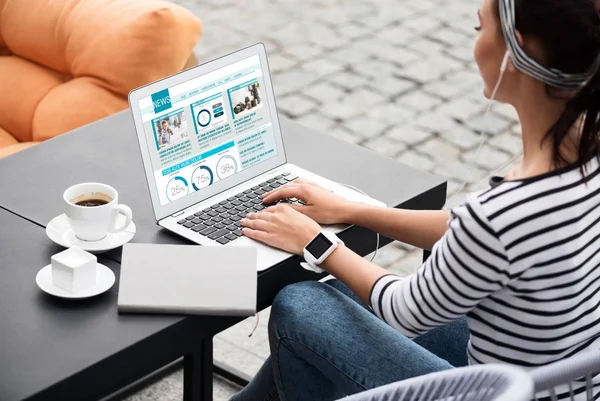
137;55;278;206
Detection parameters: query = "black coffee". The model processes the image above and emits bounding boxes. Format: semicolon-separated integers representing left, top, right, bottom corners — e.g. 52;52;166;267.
71;192;113;207
74;198;109;207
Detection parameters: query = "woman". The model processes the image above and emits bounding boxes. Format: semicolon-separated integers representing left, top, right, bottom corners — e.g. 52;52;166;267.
233;0;600;399
158;119;173;147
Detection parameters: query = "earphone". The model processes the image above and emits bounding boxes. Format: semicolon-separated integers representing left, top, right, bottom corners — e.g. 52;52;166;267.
447;51;512;205
500;50;510;73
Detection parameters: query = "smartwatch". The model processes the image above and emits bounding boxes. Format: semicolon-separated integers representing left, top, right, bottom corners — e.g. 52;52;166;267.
302;231;344;273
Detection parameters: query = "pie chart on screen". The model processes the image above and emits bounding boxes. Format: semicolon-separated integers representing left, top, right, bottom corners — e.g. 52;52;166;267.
197;109;211;128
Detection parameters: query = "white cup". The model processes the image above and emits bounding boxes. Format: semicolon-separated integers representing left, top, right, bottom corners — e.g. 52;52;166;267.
63;183;133;241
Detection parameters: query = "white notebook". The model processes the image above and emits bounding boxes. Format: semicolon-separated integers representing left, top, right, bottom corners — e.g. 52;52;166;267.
117;243;257;316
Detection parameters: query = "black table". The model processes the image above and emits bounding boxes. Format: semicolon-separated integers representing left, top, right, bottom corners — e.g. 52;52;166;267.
0;110;446;401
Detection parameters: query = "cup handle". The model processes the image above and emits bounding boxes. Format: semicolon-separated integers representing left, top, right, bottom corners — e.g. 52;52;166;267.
108;204;133;233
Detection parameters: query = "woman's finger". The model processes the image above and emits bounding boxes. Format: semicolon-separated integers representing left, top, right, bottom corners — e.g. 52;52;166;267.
246;211;273;221
287;204;309;213
262;184;303;201
241;217;270;231
241;227;270;242
263;186;309;204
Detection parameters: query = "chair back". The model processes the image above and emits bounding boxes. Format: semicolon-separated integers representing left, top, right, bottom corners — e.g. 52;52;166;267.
338;364;533;401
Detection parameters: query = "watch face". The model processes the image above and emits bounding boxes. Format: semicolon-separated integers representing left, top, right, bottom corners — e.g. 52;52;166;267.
306;233;333;259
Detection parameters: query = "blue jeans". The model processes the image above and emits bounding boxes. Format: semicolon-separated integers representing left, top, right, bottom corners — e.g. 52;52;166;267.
230;279;469;401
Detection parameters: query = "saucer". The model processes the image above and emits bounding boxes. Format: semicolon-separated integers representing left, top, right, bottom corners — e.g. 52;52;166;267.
36;263;115;299
46;214;136;253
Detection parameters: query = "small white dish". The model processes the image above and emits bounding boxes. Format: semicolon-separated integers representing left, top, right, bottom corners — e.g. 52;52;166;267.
36;263;115;299
46;214;135;253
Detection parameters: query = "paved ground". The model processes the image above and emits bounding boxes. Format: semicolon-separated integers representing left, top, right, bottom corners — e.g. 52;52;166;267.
126;0;523;399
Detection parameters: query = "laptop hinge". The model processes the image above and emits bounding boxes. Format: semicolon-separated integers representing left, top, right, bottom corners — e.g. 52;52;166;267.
171;210;185;218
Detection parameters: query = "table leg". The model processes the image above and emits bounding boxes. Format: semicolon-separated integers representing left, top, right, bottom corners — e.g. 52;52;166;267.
184;337;213;401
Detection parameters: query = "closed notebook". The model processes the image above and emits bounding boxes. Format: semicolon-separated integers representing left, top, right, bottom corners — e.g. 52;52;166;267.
118;243;257;316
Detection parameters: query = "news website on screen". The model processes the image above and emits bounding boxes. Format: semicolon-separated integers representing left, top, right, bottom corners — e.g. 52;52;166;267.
138;55;278;206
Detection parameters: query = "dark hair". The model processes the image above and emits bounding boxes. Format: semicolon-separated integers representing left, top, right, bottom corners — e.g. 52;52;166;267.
495;0;600;174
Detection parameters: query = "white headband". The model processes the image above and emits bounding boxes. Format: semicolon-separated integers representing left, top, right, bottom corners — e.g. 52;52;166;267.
499;0;596;88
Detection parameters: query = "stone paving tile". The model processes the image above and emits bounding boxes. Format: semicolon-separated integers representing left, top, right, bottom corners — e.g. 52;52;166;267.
213;336;266;379
268;53;298;73
294;112;336;133
466;113;514;136
143;0;528;397
272;70;320;97
463;144;514;170
416;137;461;165
363;136;408;158
372;77;418;98
395;151;437;173
302;58;345;77
303;82;346;103
441;125;485;150
282;44;323;61
344;88;388;107
492;102;520;121
321;100;365;121
328;126;363;145
388;249;426;277
414;113;464;134
125;369;240;401
328;71;371;90
397;91;443;113
277;93;318;118
399;60;453;84
428;27;472;47
489;132;523;155
366;104;416;126
371;242;408;269
424;70;483;100
353;59;403;80
345;116;389;139
387;124;433;146
434;160;487;184
434;97;485;122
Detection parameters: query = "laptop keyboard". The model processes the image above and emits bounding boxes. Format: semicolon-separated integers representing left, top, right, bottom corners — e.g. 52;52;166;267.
176;172;304;245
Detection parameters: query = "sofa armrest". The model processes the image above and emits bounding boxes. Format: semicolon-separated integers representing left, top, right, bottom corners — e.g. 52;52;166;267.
184;53;198;70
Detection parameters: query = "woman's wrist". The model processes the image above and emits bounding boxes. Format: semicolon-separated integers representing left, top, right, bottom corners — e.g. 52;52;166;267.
341;201;365;225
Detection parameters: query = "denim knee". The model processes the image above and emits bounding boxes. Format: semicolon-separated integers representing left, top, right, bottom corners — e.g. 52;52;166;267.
269;281;329;342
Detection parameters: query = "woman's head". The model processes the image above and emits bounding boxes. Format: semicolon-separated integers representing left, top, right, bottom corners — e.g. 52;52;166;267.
473;0;600;169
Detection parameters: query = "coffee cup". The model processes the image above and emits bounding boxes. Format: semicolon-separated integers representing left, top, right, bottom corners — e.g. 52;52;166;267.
63;183;132;241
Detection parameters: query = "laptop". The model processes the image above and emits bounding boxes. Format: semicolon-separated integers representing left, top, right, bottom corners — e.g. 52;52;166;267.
128;43;384;272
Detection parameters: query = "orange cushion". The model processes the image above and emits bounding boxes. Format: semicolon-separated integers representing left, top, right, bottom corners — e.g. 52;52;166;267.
0;0;202;95
32;77;129;142
0;56;65;142
0;142;38;158
0;126;17;149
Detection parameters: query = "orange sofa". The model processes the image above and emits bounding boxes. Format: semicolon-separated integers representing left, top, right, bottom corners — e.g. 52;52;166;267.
0;0;202;158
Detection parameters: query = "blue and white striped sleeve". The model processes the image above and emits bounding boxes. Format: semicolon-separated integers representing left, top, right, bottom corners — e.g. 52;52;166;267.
369;196;511;338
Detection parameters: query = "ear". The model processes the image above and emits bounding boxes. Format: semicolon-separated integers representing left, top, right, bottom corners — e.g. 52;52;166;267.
506;30;526;73
515;30;525;47
507;54;517;73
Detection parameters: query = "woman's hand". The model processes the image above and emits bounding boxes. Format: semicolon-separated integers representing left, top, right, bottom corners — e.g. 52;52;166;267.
241;204;321;255
262;179;356;225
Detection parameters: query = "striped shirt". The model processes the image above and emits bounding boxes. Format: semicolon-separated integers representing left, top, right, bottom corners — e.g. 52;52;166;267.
370;156;600;399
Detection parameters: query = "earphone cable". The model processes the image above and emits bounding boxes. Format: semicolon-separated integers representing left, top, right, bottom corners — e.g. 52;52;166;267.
249;182;380;337
446;58;509;206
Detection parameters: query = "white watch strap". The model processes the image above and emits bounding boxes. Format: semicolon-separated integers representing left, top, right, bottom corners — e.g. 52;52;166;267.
301;232;343;274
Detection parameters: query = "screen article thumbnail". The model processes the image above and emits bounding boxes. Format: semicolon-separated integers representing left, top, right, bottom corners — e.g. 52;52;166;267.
152;109;189;150
228;80;263;119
